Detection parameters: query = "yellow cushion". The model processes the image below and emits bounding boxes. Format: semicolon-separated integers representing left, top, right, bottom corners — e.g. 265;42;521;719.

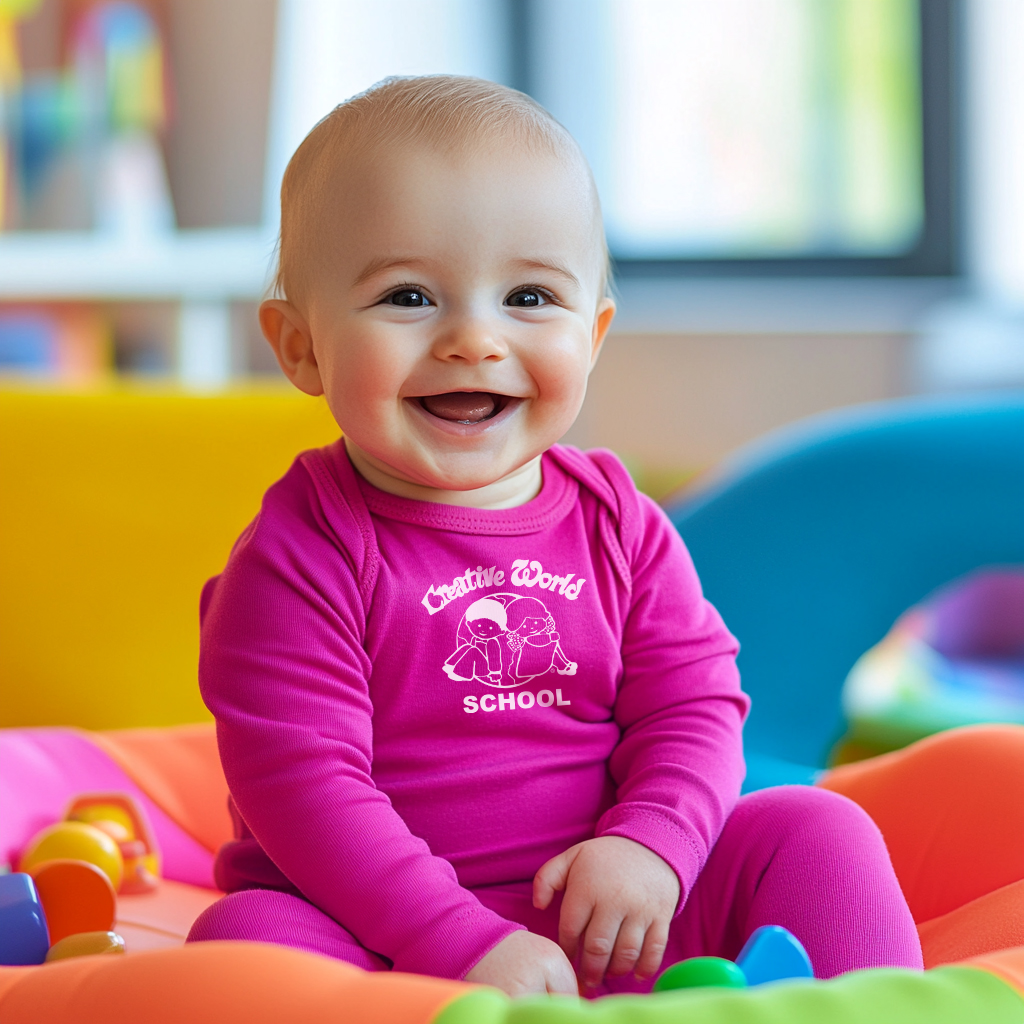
0;385;339;729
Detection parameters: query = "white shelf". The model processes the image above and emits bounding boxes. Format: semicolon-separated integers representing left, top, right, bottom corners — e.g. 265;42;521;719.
0;229;276;301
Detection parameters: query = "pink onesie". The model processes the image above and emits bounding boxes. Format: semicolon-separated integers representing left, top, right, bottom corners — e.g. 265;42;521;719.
189;441;922;985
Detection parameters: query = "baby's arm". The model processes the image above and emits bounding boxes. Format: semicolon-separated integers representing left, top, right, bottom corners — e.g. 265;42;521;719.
537;494;749;987
200;465;524;982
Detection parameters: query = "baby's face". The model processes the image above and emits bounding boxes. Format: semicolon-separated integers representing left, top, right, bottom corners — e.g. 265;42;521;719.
276;141;614;492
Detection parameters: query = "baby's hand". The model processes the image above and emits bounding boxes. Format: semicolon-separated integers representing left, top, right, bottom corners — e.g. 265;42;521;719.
533;836;680;990
464;930;577;997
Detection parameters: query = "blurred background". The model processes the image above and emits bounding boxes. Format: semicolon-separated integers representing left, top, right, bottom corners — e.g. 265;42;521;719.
0;0;1022;494
2;3;1024;964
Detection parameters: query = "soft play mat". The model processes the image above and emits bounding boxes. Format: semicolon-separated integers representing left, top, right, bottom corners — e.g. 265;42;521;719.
841;569;1024;758
4;942;1024;1024
7;723;1024;1022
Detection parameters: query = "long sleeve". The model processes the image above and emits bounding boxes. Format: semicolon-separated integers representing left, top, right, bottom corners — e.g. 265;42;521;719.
199;464;520;978
594;494;748;908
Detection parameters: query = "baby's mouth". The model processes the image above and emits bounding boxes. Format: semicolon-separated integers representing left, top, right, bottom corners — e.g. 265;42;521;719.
417;392;510;424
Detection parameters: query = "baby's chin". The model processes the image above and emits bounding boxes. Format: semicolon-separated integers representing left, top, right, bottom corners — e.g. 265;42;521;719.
344;430;542;499
402;448;537;493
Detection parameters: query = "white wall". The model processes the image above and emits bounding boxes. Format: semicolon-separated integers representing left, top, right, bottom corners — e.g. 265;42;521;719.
263;0;510;228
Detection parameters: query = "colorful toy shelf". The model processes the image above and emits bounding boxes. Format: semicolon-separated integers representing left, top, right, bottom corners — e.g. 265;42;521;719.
0;228;277;384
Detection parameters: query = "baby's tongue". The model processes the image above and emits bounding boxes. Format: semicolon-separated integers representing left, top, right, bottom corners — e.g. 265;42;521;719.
421;392;498;423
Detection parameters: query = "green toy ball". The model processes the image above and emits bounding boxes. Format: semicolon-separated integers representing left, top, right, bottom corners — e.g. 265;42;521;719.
653;956;748;993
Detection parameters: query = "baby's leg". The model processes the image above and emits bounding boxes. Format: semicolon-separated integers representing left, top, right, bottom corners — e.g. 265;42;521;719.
187;889;390;971
677;785;922;979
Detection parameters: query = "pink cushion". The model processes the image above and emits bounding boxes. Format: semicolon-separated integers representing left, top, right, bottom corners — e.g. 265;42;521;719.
0;728;215;888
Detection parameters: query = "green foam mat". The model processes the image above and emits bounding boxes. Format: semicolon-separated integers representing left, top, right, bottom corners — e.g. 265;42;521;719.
434;966;1023;1024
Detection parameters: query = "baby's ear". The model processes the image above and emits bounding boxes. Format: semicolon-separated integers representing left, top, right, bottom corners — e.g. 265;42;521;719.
590;297;616;370
259;300;324;396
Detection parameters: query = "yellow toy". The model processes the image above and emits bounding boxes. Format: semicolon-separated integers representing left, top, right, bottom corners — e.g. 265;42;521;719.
67;793;160;894
45;931;126;962
8;791;165;962
20;821;123;892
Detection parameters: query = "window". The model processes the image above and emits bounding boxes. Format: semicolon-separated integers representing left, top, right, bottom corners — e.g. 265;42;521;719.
264;0;959;278
516;0;958;276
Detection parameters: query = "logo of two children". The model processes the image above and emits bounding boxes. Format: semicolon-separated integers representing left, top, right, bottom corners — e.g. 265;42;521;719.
443;593;578;689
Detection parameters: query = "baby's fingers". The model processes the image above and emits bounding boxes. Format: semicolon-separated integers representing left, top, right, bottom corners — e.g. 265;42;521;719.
606;918;646;978
634;920;670;981
555;885;593;966
533;844;580;910
578;910;624;989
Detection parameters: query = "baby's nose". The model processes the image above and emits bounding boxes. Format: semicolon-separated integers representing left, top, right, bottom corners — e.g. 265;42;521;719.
430;319;508;363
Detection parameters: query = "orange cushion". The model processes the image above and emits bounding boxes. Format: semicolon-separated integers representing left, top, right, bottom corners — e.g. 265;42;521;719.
90;725;231;855
919;880;1024;968
0;942;470;1024
960;946;1024;999
116;879;224;952
820;725;1024;923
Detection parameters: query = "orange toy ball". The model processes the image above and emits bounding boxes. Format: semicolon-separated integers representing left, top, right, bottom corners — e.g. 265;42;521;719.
20;821;124;891
45;930;126;962
29;859;117;944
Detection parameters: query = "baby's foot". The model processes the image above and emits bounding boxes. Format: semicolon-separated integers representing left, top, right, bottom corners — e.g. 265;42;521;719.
557;662;578;676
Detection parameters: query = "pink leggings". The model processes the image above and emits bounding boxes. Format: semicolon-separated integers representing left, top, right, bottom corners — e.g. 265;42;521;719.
187;786;922;989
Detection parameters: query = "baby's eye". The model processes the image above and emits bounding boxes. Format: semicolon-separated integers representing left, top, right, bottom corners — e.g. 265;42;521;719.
505;288;549;308
387;289;431;307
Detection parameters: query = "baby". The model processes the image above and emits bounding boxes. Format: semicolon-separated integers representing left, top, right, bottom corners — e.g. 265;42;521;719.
189;76;922;995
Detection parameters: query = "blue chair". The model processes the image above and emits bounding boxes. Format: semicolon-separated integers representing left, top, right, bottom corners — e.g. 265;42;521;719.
664;393;1024;791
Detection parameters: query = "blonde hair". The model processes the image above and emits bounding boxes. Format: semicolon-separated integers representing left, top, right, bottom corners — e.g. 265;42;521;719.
273;75;609;304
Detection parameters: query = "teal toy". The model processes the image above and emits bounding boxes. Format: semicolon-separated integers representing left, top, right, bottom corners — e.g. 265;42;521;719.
653;956;747;992
0;872;50;965
736;925;814;986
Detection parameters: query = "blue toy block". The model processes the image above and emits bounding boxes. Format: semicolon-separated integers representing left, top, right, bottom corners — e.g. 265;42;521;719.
0;872;50;965
735;925;813;986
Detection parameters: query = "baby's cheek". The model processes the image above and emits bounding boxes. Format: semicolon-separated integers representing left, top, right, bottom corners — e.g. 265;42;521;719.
563;342;597;398
323;352;408;440
536;364;590;432
320;321;409;398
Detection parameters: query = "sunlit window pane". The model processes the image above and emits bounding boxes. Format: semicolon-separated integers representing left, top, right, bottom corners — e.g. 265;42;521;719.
538;0;924;260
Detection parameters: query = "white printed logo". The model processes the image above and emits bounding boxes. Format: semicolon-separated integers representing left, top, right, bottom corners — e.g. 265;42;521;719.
422;565;506;616
442;593;578;689
463;688;571;713
510;560;586;599
422;559;586;616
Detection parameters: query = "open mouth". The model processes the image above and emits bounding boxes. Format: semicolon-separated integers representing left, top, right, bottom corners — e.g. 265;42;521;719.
416;392;511;425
